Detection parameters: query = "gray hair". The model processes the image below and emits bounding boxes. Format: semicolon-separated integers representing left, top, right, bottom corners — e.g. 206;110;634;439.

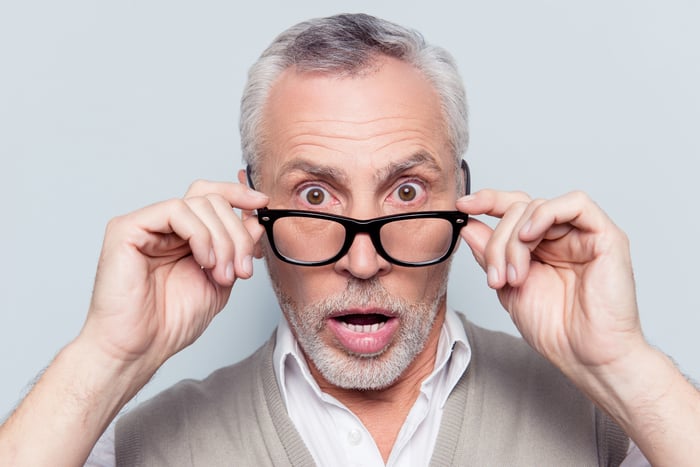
239;13;468;172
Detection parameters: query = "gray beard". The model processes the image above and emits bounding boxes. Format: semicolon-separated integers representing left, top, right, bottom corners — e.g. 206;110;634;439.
271;276;448;390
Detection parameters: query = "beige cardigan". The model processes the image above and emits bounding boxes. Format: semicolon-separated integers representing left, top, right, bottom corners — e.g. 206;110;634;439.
116;317;628;466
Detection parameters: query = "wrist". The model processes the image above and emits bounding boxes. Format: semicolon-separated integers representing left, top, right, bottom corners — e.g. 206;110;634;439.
576;342;667;425
66;333;156;409
572;343;700;465
0;336;154;466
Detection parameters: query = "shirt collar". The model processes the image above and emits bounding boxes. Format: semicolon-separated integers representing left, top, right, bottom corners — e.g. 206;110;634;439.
272;307;472;410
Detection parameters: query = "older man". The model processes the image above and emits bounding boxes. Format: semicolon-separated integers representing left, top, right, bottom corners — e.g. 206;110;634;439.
1;13;698;466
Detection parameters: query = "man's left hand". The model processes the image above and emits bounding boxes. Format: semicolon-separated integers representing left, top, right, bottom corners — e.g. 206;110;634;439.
458;189;644;374
457;189;700;466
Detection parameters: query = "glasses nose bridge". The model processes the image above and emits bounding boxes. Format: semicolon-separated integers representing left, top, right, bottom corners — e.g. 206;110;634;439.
341;217;387;259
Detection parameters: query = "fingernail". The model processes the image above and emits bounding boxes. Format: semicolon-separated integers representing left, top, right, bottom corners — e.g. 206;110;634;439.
225;262;234;282
520;220;532;236
209;248;216;265
242;255;253;276
507;264;517;283
487;265;499;286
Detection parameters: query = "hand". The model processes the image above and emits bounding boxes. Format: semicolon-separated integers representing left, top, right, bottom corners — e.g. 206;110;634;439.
80;180;269;377
457;189;645;375
0;180;269;467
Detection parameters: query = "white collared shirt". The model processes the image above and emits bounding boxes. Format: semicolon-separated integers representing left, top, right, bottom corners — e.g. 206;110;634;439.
272;308;471;467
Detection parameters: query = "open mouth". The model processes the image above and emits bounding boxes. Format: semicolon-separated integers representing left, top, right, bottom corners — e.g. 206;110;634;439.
334;313;390;333
328;311;399;355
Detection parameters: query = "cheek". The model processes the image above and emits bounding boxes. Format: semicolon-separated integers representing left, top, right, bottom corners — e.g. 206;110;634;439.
265;257;346;305
264;241;452;307
381;265;450;302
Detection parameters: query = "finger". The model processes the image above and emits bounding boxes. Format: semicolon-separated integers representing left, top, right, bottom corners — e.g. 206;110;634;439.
184;196;239;284
483;201;529;289
456;189;532;219
504;199;547;287
518;191;610;243
459;217;493;271
242;215;266;255
206;194;265;280
116;199;216;269
185;180;268;210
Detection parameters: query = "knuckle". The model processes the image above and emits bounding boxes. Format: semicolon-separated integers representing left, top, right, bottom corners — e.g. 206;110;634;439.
105;215;127;234
568;190;591;204
183;196;209;211
528;198;548;215
185;179;211;197
506;200;529;214
166;197;190;213
511;190;532;202
205;192;227;206
613;225;630;247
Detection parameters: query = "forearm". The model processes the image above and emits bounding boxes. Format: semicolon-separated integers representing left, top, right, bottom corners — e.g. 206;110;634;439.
0;336;150;467
576;344;700;467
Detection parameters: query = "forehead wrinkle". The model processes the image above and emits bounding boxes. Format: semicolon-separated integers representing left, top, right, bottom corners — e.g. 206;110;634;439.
276;158;348;185
375;152;443;184
370;130;439;154
286;115;435;142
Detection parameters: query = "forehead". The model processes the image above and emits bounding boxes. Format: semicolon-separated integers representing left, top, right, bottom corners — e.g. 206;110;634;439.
257;57;451;184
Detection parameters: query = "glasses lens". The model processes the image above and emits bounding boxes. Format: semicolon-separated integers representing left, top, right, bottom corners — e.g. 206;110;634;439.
380;217;454;264
272;216;346;263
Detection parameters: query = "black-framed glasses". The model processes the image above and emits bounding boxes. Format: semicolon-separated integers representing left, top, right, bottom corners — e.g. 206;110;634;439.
247;160;471;267
257;209;467;267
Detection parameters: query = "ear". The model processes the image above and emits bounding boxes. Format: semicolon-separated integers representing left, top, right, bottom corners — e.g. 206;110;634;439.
237;169;248;186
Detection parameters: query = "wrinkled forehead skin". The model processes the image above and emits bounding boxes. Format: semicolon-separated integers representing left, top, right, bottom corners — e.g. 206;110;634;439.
254;56;454;197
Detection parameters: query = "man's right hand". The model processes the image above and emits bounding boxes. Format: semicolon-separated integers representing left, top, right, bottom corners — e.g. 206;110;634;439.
82;180;269;379
0;180;269;467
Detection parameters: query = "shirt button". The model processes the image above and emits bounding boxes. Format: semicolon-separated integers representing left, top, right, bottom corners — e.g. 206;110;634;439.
347;428;362;446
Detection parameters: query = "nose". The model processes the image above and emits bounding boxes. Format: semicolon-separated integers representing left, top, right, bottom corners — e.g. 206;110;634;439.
333;232;391;280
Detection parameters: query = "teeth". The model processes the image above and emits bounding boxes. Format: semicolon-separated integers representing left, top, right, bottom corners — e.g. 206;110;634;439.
341;321;386;333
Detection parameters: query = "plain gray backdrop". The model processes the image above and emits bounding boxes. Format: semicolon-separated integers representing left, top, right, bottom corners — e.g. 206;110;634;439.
1;1;698;420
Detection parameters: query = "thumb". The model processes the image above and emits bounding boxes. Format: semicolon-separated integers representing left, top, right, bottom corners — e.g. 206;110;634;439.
459;218;493;272
243;215;266;260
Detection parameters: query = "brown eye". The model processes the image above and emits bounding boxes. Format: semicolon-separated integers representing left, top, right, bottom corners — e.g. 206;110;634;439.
302;186;327;205
397;183;417;202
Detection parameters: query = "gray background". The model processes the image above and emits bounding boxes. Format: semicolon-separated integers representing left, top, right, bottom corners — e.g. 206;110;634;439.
1;1;698;419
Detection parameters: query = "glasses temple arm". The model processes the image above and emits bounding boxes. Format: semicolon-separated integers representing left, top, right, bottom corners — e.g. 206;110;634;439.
461;159;471;196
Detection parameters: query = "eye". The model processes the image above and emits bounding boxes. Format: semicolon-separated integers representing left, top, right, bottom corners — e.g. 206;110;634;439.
392;181;424;203
299;185;330;206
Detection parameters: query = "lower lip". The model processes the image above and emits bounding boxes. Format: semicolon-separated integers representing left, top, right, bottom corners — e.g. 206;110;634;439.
327;317;399;355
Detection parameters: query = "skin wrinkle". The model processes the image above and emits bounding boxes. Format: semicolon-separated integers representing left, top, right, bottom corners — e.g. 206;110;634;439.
256;61;462;462
276;160;349;186
280;130;443;161
266;151;453;216
273;152;446;199
375;152;443;182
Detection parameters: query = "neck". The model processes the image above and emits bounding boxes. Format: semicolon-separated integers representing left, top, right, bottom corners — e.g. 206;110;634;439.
309;304;447;462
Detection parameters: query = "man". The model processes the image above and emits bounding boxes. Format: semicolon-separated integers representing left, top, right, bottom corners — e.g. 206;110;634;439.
0;13;698;466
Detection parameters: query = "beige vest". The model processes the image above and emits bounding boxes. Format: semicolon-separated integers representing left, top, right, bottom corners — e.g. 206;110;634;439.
116;319;628;466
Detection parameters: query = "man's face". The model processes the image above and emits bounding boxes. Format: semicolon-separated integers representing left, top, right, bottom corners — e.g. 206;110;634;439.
254;57;460;390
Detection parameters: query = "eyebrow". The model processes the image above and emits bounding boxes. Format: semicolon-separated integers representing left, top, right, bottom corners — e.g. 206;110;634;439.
274;151;443;187
375;152;443;184
276;159;348;185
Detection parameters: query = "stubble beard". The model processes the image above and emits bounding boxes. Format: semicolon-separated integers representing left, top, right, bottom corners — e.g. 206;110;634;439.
270;272;449;391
